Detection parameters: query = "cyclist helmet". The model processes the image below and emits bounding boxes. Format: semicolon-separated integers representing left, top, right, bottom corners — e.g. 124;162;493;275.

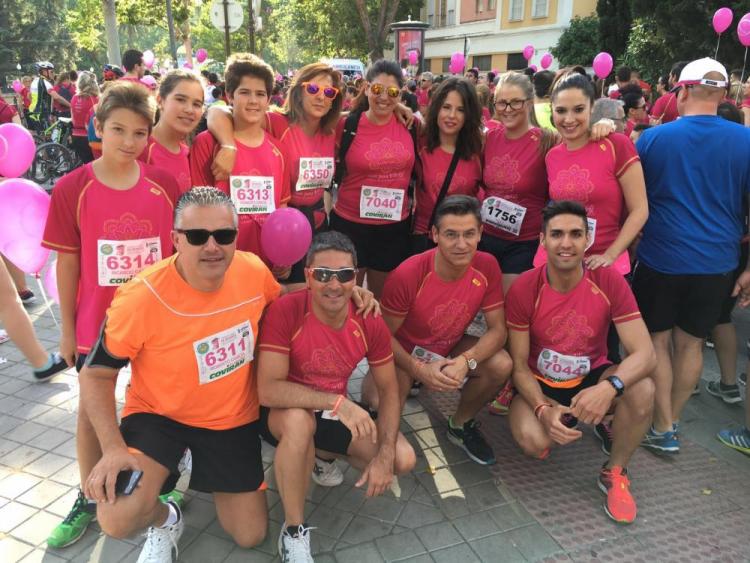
103;63;124;81
35;61;54;72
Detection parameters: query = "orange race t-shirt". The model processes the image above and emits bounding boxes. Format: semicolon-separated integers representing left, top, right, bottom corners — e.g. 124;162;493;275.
103;251;281;430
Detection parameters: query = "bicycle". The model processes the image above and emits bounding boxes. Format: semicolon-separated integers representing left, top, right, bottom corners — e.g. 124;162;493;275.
27;116;79;188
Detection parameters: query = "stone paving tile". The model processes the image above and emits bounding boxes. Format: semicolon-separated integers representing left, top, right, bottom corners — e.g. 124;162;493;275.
414;521;465;552
334;541;385;563
374;530;427;561
16;479;71;509
23;452;73;479
0;501;37;533
342;515;393;545
18;548;68;563
0;537;35;561
179;532;235;563
11;509;62;547
430;542;481;563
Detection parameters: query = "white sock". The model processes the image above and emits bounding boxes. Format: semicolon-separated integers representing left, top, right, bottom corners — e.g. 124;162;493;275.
160;501;179;528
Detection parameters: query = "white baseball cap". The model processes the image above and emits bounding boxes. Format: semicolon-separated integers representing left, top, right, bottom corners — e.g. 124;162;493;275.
674;57;728;90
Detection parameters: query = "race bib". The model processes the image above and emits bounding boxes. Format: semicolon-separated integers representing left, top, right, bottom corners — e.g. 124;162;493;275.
230;176;275;214
359;186;404;221
296;157;334;191
537;348;590;383
320;409;340;421
586;218;596;251
411;345;446;363
97;237;161;286
193;321;253;385
481;197;527;236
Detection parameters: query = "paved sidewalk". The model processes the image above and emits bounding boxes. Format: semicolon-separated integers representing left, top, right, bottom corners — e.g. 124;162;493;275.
0;293;749;562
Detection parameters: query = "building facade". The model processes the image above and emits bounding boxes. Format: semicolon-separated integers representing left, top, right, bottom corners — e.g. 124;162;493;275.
420;0;596;74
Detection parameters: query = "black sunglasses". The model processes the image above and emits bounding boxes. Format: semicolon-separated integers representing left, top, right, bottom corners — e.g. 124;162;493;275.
309;267;356;283
176;228;238;246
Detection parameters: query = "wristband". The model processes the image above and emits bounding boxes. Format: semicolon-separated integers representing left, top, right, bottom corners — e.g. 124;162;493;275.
220;144;237;151
534;402;553;420
331;394;345;416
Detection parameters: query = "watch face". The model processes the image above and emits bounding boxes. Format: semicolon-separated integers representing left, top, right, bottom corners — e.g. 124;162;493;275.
468;358;478;370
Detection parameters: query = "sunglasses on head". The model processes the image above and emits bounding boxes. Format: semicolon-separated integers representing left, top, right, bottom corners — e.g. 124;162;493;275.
302;82;339;100
370;83;401;98
309;267;357;283
176;228;238;246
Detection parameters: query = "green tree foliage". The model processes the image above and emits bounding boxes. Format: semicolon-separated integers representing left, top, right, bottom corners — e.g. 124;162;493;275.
621;17;666;84
551;15;600;67
597;0;631;61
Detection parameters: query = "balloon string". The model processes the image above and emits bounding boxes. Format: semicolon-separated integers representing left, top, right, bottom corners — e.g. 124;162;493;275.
35;274;59;329
715;34;721;60
738;47;749;105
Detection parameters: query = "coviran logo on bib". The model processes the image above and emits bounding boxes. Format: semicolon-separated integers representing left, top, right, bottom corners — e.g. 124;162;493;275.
197;342;209;355
100;244;113;255
232;178;242;188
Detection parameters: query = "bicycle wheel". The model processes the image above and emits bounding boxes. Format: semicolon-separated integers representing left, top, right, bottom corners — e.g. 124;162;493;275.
30;143;75;188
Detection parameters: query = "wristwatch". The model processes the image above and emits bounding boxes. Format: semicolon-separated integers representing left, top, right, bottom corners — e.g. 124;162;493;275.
606;375;625;397
461;353;478;371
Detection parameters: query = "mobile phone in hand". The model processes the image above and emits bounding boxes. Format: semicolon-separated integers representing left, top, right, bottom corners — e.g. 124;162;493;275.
115;470;143;496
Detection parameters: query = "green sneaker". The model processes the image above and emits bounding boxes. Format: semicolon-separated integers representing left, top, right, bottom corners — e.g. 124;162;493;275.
159;489;185;508
47;490;96;548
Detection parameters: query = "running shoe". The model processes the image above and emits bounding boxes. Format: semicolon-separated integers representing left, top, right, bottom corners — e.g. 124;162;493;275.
278;523;315;563
447;417;495;465
641;426;679;454
33;352;68;382
136;501;183;563
409;381;422;397
158;490;184;509
598;465;636;524
487;381;513;416
311;457;344;487
18;289;36;305
716;427;750;455
47;489;96;548
177;448;192;474
0;329;8;344
706;380;742;405
739;372;747;386
594;421;613;456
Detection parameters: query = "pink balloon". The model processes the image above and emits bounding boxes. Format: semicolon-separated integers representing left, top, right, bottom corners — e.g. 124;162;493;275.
0;179;51;273
0;123;35;178
540;53;553;70
739;14;750;47
528;64;538;73
449;52;465;73
713;7;733;34
491;68;500;74
183;61;193;69
140;75;157;90
592;52;614;79
12;79;23;93
523;44;535;61
43;260;59;304
196;48;208;63
143;50;155;69
261;208;312;266
408;50;419;65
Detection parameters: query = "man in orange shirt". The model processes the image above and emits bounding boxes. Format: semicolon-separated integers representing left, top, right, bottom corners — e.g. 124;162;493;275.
79;187;376;562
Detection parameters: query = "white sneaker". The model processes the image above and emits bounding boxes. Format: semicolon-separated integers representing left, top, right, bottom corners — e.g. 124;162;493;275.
136;503;183;563
178;448;192;474
311;458;343;487
278;524;314;563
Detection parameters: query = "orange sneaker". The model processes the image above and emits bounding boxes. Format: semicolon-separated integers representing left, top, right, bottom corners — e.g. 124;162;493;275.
487;381;514;415
598;465;636;524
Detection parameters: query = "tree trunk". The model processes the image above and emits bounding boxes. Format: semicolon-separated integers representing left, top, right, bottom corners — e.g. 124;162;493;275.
354;0;401;62
102;0;121;65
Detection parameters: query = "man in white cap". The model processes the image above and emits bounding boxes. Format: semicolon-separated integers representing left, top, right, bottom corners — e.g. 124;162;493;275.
632;57;750;454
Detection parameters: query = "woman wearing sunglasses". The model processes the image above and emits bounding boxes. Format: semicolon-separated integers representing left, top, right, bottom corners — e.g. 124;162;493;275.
411;77;483;253
329;59;417;298
206;62;343;288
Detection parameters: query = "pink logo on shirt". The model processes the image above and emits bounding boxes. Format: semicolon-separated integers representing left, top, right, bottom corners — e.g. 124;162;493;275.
545;310;594;355
365;138;409;172
102;212;155;240
428;299;471;340
301;345;343;390
486;154;521;192
551;165;594;205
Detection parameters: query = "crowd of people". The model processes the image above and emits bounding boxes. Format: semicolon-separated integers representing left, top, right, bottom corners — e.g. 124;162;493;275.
1;46;750;563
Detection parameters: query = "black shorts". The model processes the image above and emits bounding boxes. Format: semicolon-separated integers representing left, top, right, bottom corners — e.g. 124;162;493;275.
120;413;264;494
538;363;613;407
258;405;377;456
631;261;734;338
76;354;87;373
329;210;412;272
717;243;749;324
479;235;538;274
411;234;435;255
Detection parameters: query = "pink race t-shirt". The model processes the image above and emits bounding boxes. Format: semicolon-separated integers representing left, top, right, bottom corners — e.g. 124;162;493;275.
485;119;503;133
139;137;192;194
506;265;641;388
482;127;548;241
190;130;290;259
382;248;504;357
259;290;393;395
334;113;415;225
649;93;678;124
413;147;481;234
542;133;639;268
416;88;430;110
42;162;179;353
267;112;335;228
70;95;97;137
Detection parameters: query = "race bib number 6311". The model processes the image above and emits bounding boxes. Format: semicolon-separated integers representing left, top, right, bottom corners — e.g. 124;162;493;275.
193;321;254;385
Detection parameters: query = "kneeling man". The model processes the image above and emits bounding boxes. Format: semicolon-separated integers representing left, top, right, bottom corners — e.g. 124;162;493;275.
257;231;416;563
507;200;656;524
